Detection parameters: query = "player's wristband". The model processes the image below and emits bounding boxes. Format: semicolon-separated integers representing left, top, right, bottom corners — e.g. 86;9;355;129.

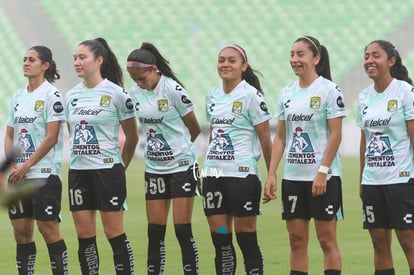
318;165;330;174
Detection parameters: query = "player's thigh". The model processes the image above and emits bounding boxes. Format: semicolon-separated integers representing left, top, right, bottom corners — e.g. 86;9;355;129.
172;197;195;224
71;210;97;238
146;199;171;224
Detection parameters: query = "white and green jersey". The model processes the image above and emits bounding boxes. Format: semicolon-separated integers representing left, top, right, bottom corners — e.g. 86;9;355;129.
129;75;197;173
203;80;272;178
358;79;414;185
276;76;346;181
7;81;65;179
65;79;135;169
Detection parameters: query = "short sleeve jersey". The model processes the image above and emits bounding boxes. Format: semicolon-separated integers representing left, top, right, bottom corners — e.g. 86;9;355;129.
275;76;346;181
358;79;414;185
65;79;135;169
7;81;65;179
203;80;272;178
129;75;197;173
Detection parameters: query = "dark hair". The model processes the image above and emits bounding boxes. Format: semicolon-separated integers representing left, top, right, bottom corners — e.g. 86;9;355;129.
365;40;412;85
127;42;184;88
79;37;123;87
221;44;264;94
29;46;60;83
295;36;332;81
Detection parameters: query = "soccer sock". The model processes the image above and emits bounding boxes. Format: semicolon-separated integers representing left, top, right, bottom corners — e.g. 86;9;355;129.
174;223;199;275
211;232;236;275
147;223;167;274
109;233;135;275
47;239;69;275
16;242;36;275
236;231;263;275
325;270;341;275
78;236;99;275
374;269;395;275
290;271;308;275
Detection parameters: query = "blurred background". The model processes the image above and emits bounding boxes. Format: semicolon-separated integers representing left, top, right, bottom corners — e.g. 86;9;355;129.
0;0;413;157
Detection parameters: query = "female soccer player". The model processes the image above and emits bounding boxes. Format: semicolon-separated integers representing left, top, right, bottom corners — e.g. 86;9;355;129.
65;38;138;275
126;42;201;275
358;40;414;275
202;44;272;275
264;36;345;275
3;45;68;274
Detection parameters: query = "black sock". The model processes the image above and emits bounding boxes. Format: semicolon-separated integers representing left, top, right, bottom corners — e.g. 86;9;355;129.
236;232;263;275
109;233;134;275
325;270;341;275
78;236;99;275
148;223;167;274
375;269;395;275
211;232;236;275
47;239;69;275
175;223;199;275
16;242;36;275
290;271;308;275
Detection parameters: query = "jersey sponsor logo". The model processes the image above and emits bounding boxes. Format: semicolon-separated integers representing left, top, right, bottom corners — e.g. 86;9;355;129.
287;113;313;121
139;117;164;124
211;117;235;125
366;132;395;167
53;91;61;97
260;101;268;113
284;99;291;108
208;103;215;112
72;120;101;155
158;99;169;112
15;128;35;163
34;100;45;112
53;101;63;113
364;117;391;127
125;98;134;110
100;96;112;107
206;129;235;160
181;95;192;104
71;98;78;107
175;84;183;91
336;96;345;108
232;101;243;114
387;99;398;112
77;109;102;116
310;96;321;109
14;104;19;111
146;128;175;161
287;127;316;164
14;116;37;124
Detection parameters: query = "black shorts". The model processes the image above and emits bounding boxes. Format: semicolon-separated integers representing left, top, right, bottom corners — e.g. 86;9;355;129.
202;174;261;217
145;164;200;200
68;163;127;211
281;176;343;221
9;175;62;221
362;179;414;229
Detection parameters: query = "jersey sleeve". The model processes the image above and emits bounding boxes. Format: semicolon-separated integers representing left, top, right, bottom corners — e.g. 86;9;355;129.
46;89;65;123
6;93;17;128
248;90;272;126
402;84;414;121
169;83;194;117
115;89;136;121
326;84;346;119
274;90;286;121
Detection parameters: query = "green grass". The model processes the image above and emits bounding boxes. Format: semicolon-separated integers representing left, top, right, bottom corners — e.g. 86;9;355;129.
0;157;410;274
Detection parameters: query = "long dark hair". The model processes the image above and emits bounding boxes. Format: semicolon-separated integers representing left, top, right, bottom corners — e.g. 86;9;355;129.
79;37;123;87
365;40;412;85
127;42;184;88
221;44;264;94
295;36;332;81
29;46;60;83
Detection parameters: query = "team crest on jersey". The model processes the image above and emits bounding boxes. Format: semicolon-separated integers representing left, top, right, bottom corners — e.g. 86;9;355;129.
232;101;243;114
146;128;175;161
72;120;101;155
100;96;112;107
15;128;35;163
158;99;169;112
287;127;316;164
34;100;45;112
366;132;395;167
310;97;321;109
387;100;398;113
206;129;235;160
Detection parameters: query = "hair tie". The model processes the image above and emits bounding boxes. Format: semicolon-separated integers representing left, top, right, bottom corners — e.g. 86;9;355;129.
126;61;153;68
302;36;320;55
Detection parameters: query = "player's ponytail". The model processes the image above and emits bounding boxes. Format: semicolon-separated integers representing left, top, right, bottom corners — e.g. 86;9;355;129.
295;36;332;81
79;38;123;87
30;46;60;83
127;42;185;88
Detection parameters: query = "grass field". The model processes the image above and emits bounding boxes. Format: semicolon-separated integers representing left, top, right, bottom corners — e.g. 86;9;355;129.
0;156;410;274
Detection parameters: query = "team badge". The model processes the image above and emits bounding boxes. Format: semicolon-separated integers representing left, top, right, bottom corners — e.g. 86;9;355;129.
310;97;321;109
158;99;169;112
387;99;398;112
100;96;112;107
232;101;243;114
34;100;45;112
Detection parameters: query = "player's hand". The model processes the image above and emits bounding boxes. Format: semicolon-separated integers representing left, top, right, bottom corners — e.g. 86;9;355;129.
9;164;29;184
263;175;277;203
312;173;327;196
